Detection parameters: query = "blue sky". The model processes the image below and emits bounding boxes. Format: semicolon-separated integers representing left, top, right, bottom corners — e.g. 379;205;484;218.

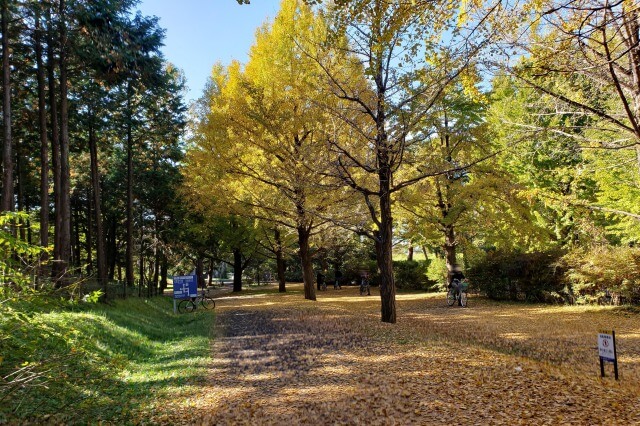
136;0;281;102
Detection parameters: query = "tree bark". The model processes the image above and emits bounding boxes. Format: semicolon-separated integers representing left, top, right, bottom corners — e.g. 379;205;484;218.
55;0;72;281
88;119;108;291
232;248;243;292
46;6;61;273
374;88;396;322
207;258;214;287
1;0;13;212
274;228;286;292
16;147;24;240
72;194;80;266
196;256;205;289
107;218;117;281
152;218;160;296
139;208;144;297
376;169;396;323
443;224;457;283
297;225;316;301
86;187;92;275
35;8;49;248
125;81;134;288
160;252;168;294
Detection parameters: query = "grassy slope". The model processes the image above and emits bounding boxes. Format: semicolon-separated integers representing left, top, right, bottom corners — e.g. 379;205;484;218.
0;296;214;424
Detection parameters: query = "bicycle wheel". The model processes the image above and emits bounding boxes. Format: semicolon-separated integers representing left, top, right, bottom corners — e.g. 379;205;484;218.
460;292;468;307
200;296;215;309
178;299;196;314
446;290;456;306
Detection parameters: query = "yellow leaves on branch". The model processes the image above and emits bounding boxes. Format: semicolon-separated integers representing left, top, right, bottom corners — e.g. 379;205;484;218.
456;0;485;26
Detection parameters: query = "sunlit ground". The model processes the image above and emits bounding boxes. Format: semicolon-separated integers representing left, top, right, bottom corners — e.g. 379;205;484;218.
154;282;640;424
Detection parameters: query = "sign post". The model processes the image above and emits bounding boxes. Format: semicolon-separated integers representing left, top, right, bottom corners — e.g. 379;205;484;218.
172;275;197;314
598;330;619;380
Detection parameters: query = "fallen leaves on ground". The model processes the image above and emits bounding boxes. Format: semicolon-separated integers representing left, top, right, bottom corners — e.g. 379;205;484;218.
151;285;640;425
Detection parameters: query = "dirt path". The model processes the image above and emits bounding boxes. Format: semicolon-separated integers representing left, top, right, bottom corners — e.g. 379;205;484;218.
157;284;640;425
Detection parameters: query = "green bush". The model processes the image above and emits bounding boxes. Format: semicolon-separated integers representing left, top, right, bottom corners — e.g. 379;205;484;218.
426;257;449;290
559;246;640;304
467;250;566;302
393;260;436;291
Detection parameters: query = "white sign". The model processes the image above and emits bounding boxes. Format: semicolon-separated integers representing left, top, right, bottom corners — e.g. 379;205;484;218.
598;333;616;362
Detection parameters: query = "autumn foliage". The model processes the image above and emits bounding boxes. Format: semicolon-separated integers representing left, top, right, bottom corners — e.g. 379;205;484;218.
152;284;640;424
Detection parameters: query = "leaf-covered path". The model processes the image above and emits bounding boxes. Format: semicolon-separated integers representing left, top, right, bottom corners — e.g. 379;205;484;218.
157;284;640;425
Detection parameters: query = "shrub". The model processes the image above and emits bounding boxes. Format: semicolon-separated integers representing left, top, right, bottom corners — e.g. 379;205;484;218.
467;250;566;302
426;257;448;290
559;246;640;304
393;260;436;291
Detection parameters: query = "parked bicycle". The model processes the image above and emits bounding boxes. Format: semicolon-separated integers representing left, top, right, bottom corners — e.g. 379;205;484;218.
178;289;215;313
446;278;468;307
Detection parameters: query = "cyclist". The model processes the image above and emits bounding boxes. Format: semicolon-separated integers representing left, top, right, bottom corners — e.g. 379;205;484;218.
448;265;466;306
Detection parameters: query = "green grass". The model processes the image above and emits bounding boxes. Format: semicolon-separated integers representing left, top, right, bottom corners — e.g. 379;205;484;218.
0;296;214;424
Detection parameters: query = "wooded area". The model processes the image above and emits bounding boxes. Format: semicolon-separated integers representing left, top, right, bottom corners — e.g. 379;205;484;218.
0;0;187;298
2;0;640;422
185;0;640;323
0;0;639;318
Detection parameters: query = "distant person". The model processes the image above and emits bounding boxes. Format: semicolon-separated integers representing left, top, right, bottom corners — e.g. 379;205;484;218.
334;270;342;290
449;265;465;306
360;271;370;296
317;271;325;291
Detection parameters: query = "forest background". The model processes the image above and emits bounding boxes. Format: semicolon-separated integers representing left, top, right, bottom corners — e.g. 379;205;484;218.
1;0;640;420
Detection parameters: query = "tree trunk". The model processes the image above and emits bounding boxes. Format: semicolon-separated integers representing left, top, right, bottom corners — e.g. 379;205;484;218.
374;111;396;322
152;218;160;296
275;228;286;292
56;0;72;281
125;82;134;288
72;194;81;266
152;246;159;296
444;225;457;284
35;10;48;251
86;188;92;274
160;252;168;294
88;120;108;292
407;245;414;261
139;208;145;296
376;181;396;323
16;148;23;239
1;0;13;212
297;225;316;301
232;248;242;292
47;6;61;273
207;258;214;287
196;256;205;289
107;218;117;281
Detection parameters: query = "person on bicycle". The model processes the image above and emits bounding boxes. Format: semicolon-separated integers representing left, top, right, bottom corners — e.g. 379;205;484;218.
449;265;465;306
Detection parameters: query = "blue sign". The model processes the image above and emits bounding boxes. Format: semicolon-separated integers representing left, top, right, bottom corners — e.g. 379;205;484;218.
173;275;197;299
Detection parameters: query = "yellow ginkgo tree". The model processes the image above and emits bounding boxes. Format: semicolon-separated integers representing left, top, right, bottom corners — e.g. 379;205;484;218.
184;0;338;301
312;0;500;323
